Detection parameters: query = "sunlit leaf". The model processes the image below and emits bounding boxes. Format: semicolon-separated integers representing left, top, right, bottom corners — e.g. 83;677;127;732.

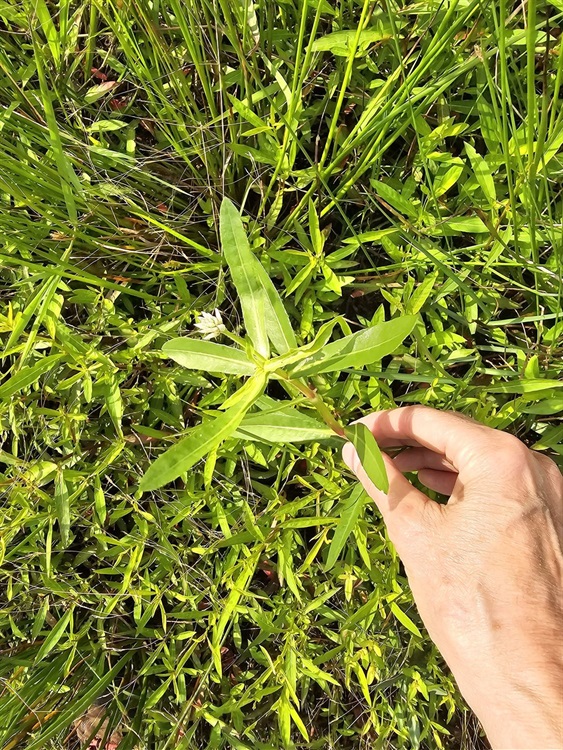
344;422;388;493
0;355;63;401
289;316;417;377
390;602;422;638
54;471;70;547
139;372;266;491
325;484;367;571
465;142;496;205
220;198;296;356
236;409;333;443
163;338;256;375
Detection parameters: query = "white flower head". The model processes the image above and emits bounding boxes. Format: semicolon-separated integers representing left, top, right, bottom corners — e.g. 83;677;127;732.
194;308;227;340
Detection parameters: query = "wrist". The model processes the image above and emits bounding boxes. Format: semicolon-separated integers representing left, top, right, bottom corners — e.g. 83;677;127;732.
465;660;563;749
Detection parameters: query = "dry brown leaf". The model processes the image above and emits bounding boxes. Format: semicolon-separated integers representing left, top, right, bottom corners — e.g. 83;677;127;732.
72;705;122;750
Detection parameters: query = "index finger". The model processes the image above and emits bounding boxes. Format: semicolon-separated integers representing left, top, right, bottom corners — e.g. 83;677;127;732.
355;405;490;471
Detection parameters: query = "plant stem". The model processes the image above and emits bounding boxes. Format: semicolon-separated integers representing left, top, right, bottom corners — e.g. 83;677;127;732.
277;370;346;438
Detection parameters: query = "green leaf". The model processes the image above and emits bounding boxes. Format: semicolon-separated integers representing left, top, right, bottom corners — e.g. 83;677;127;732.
390;602;422;638
220;198;296;356
25;652;133;750
32;40;81;222
289;316;417;377
139;371;266;491
269;317;344;370
104;373;123;435
236;410;334;443
344;422;389;493
465;142;496;205
35;607;73;663
407;271;439;314
312;25;393;55
212;549;260;676
87;119;127;133
433;159;464;197
33;0;60;65
432;216;489;235
371;180;419;219
487;378;563;394
84;81;118;103
163;338;256;375
325;484;367;571
54;471;70;547
0;354;63;401
521;397;563;415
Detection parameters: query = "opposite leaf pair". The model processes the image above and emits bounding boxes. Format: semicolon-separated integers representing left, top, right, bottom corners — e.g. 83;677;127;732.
140;198;417;493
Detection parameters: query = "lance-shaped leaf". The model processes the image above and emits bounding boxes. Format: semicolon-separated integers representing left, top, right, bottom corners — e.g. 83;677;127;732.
289;316;417;378
139;372;266;491
0;354;63;401
163;338;256;375
325;483;367;571
236;409;334;443
220;198;296;356
345;422;389;493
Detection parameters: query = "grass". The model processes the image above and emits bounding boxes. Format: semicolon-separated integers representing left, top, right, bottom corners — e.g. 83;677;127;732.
0;0;561;747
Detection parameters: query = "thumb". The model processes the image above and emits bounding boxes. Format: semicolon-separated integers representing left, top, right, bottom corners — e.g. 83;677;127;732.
342;442;435;546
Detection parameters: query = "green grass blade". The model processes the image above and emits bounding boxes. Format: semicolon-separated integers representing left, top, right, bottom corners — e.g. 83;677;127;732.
24;652;133;750
212;548;261;677
34;607;73;664
0;354;63;400
465;141;496;206
54;471;70;548
32;37;81;223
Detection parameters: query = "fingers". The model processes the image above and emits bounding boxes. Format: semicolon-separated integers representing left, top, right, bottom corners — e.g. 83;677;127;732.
342;443;432;539
393;447;456;474
417;469;458;495
393;447;458;495
353;406;489;472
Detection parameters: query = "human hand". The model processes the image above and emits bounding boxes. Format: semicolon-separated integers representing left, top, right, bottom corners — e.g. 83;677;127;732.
342;406;563;750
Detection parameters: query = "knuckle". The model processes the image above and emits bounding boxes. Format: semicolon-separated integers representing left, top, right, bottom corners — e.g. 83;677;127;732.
534;451;563;486
493;433;530;465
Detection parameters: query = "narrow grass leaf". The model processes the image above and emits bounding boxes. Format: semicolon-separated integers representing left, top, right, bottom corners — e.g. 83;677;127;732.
289;316;417;377
32;39;80;222
24;653;133;750
325;484;366;571
212;549;260;676
312;26;392;55
33;0;60;65
87;120;127;133
345;423;389;493
0;355;63;401
54;471;70;547
163;338;256;375
433;160;464;198
390;602;422;638
104;373;123;436
372;180;418;219
139;372;266;491
35;607;73;663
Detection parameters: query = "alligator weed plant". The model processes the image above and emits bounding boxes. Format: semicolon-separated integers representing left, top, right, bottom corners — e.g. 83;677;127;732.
140;198;416;503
